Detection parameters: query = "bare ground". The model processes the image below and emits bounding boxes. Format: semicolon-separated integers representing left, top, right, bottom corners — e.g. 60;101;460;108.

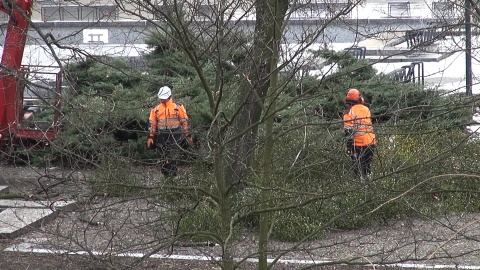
1;165;480;270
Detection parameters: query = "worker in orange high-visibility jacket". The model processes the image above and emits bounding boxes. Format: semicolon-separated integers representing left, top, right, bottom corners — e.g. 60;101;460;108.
147;85;193;177
343;88;376;180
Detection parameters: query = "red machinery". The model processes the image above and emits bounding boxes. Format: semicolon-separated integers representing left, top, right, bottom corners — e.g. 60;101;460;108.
0;0;61;146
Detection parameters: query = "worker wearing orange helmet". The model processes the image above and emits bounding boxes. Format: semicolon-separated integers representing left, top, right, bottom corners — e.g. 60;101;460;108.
343;88;376;179
147;85;193;177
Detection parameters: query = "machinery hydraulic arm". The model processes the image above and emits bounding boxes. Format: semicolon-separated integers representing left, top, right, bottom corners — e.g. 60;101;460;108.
0;0;32;138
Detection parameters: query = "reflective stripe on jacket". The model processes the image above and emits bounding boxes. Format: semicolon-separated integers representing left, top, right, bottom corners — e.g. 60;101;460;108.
343;104;376;147
149;99;189;135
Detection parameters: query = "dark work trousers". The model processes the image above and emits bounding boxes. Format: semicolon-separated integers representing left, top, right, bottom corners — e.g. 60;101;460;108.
350;145;375;179
155;130;184;177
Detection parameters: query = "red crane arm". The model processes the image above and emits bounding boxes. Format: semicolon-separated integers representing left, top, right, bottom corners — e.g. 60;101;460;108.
0;0;33;137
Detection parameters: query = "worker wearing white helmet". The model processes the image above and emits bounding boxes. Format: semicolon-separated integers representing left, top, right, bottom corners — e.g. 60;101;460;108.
147;85;193;177
157;85;172;99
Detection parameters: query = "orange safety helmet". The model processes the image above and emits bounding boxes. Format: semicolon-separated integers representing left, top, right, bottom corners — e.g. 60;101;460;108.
345;88;362;103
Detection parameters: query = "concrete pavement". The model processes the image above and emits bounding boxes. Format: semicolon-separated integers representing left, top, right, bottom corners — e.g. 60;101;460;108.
0;188;77;239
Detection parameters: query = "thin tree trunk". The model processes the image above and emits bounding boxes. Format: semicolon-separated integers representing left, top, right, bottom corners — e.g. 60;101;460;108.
258;85;277;270
258;1;286;269
215;144;234;270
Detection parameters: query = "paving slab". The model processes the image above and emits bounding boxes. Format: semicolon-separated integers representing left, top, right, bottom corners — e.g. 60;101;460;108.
0;208;56;239
358;32;406;48
0;186;9;194
366;51;453;63
0;200;78;211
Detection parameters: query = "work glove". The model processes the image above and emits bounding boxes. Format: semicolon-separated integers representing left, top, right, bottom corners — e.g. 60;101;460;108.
147;137;154;149
345;148;358;158
345;138;354;153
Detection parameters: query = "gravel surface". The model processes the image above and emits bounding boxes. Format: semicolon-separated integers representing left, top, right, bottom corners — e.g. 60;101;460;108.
1;165;480;269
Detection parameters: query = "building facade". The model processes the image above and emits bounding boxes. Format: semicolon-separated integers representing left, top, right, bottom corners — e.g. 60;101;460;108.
20;0;460;23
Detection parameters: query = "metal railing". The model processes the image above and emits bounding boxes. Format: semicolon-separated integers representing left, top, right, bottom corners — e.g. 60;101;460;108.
432;1;459;19
388;61;424;86
405;27;440;49
343;46;366;59
290;1;352;19
41;5;118;21
388;1;411;17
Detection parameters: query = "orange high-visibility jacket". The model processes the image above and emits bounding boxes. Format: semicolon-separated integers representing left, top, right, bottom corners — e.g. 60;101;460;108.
343;104;376;147
149;99;189;136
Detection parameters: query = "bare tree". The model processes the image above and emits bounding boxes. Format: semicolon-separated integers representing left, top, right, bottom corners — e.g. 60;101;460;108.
4;0;480;270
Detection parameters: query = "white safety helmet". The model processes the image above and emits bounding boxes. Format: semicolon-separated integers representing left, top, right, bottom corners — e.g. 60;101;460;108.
157;86;172;99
